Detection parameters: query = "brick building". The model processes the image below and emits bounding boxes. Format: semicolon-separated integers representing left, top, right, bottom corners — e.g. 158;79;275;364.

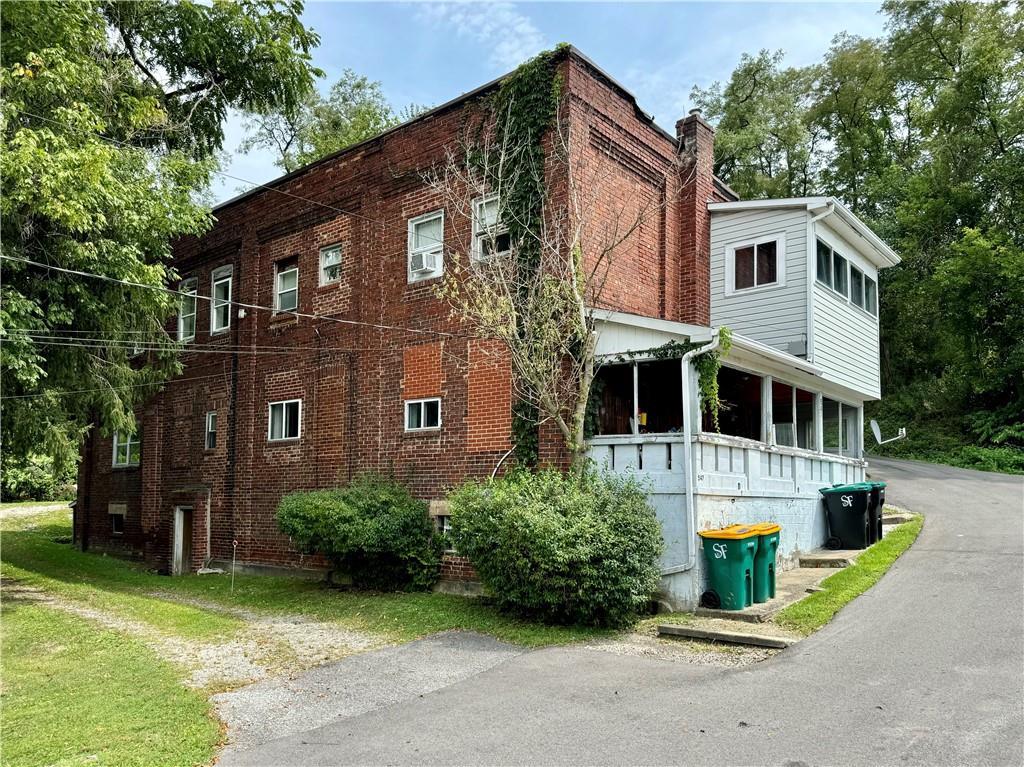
72;47;733;576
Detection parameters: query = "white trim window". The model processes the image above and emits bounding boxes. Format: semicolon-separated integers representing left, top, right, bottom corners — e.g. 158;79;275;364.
471;195;510;262
864;276;878;316
275;259;298;312
816;238;849;297
408;210;444;281
211;266;232;333
320;244;342;285
205;411;217;450
178;278;197;342
112;430;140;467
405;398;441;431
726;233;785;294
268;399;301;441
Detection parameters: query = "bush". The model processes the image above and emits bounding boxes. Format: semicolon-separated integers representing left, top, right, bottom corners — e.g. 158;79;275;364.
276;474;441;591
448;469;664;627
1;453;76;502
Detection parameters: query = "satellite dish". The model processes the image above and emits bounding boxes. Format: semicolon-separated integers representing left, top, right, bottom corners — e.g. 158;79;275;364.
870;419;883;445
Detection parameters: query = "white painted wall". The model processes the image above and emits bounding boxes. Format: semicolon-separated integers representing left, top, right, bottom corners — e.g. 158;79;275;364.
811;220;882;399
710;208;809;354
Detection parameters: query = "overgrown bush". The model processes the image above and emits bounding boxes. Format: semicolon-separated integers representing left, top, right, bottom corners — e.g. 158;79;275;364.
276;474;441;591
448;469;664;627
1;453;76;502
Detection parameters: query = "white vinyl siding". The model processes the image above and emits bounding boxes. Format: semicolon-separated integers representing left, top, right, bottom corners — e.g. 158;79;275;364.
710;208;809;355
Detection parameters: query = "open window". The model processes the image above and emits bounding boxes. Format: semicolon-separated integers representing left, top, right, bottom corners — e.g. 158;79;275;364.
590;359;684;436
707;367;762;440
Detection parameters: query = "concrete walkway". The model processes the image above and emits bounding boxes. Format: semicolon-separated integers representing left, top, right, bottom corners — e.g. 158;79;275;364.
223;459;1024;766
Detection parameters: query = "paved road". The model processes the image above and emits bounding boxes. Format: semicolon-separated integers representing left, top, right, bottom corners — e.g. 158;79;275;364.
226;459;1024;766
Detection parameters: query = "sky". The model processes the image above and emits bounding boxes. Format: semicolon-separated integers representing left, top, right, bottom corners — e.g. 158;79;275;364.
212;1;888;204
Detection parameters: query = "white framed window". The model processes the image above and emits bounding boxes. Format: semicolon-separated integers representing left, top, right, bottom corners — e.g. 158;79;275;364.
108;503;126;535
726;233;785;294
434;514;455;552
320;244;342;285
205;411;217;450
864;276;878;316
816;238;848;297
408;210;444;281
405;398;441;431
112;430;140;467
275;259;298;312
850;266;865;309
471;195;511;261
832;252;848;296
211;266;232;333
178;278;197;342
268;399;301;441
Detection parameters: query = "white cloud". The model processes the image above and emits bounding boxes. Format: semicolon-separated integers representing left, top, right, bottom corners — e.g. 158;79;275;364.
418;2;548;71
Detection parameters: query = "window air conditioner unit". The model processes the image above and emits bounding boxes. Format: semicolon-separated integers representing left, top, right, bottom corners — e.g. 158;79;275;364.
411;250;437;273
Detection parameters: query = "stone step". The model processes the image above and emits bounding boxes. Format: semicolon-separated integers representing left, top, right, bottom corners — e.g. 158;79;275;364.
658;623;792;649
799;550;859;568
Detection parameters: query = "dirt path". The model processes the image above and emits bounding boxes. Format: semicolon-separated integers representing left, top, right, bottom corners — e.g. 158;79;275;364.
1;579;383;690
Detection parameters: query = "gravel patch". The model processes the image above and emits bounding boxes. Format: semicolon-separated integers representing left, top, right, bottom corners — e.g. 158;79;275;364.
584;631;777;666
215;631;523;761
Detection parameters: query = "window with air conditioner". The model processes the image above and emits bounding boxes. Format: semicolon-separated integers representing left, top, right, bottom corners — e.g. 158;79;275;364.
408;210;443;282
472;195;511;261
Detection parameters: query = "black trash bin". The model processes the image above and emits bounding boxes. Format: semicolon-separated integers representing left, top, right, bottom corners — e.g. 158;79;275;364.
819;483;873;549
867;481;887;543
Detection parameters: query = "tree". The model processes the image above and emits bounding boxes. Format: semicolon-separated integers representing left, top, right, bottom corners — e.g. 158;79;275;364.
1;0;321;472
429;50;687;471
241;69;428;172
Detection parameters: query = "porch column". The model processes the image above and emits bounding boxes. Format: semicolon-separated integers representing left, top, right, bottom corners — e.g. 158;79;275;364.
761;375;773;444
632;363;639;435
856;405;865;459
814;392;824;453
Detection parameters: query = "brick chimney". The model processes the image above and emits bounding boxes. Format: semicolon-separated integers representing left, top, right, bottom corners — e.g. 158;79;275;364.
676;108;716;327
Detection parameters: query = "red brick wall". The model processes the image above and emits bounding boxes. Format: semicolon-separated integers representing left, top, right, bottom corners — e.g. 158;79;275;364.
76;49;721;573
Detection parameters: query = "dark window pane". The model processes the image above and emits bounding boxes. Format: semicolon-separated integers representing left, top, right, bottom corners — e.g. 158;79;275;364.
816;240;832;287
771;380;794;446
795;388;814;449
865;278;877;315
850;268;865;307
756;241;777;285
734;245;755;289
286;402;300;438
424;400;440;427
833;253;848;296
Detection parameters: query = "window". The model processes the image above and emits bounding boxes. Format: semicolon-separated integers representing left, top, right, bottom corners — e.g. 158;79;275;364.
320;244;342;285
405;398;441;431
832;252;848;297
772;381;795;447
178;278;197;341
795;389;815;449
112;430;140;467
268;400;301;441
434;514;455;552
109;504;126;535
705;367;762;441
205;411;217;450
211;266;232;333
729;235;781;293
822;398;841;455
850;266;865;309
864;277;878;316
816;239;833;289
408;211;444;280
472;195;510;261
275;259;298;312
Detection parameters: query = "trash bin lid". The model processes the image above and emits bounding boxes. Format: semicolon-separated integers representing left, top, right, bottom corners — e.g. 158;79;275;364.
698;525;759;540
819;482;874;495
749;522;781;535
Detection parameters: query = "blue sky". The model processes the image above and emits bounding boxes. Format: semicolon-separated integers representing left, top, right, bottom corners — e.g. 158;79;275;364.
212;1;887;203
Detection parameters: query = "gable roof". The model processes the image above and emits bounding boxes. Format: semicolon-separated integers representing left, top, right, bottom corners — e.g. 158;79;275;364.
707;196;901;268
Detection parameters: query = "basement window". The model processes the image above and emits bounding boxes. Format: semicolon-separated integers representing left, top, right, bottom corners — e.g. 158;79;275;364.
109;504;126;535
268;399;301;441
405;398;441;431
112;430;141;467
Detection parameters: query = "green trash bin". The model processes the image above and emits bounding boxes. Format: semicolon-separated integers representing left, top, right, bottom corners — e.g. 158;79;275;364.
750;522;781;603
698;525;759;610
820;483;874;549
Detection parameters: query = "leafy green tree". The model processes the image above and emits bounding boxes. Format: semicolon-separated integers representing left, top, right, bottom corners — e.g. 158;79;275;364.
1;0;321;472
241;69;426;172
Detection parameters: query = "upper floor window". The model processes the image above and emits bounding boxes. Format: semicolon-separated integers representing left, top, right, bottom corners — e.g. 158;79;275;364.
727;234;784;294
320;244;342;285
275;258;298;313
849;266;878;316
211;266;232;333
865;277;878;315
205;411;217;450
816;239;850;297
178;278;197;342
112;430;140;467
268;399;301;441
408;210;444;281
405;398;441;431
472;195;510;261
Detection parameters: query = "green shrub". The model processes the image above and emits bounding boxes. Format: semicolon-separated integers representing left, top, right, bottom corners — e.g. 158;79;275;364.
448;469;664;627
276;474;441;591
1;454;76;502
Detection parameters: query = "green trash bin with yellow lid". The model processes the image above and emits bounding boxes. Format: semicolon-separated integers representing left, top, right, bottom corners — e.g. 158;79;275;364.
698;525;759;610
749;522;781;603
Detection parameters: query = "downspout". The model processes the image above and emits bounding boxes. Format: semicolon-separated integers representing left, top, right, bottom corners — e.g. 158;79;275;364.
667;329;721;575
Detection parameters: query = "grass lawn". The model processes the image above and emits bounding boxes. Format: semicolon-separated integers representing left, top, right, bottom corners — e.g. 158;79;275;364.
1;509;608;647
774;515;924;635
1;598;219;767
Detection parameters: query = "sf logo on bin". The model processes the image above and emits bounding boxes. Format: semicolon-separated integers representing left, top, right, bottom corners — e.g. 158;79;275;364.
841;494;854;507
712;543;728;559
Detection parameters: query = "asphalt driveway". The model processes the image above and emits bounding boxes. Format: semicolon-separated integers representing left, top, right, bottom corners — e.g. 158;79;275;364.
223;458;1024;766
